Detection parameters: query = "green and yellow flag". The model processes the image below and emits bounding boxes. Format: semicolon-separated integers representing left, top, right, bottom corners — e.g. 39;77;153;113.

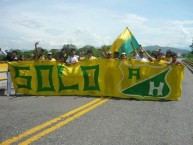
109;27;140;56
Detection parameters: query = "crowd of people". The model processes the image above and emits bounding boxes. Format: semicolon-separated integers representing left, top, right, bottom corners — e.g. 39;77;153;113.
100;43;183;65
0;42;183;66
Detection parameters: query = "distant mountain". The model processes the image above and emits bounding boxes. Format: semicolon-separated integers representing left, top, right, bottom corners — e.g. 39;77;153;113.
144;45;190;54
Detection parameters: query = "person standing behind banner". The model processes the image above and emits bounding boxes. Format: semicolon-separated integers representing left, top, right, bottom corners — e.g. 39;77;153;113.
113;51;119;59
66;48;79;65
0;48;18;96
162;49;172;63
120;52;127;60
38;49;46;62
149;52;167;64
56;48;68;62
130;43;149;62
168;52;183;66
0;48;17;61
83;50;97;60
18;54;26;61
47;52;56;61
98;45;108;58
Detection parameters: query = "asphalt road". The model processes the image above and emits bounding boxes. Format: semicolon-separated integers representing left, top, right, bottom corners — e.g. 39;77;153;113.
0;68;193;145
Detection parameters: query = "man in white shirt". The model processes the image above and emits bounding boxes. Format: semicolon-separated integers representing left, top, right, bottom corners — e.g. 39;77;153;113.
135;49;149;62
130;43;149;62
66;48;79;64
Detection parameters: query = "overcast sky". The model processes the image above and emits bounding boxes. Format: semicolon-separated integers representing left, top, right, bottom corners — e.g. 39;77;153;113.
0;0;193;50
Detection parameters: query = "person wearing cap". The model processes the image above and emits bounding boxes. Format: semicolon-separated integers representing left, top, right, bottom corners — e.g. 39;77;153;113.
120;52;127;60
130;43;149;62
47;52;56;61
135;49;149;62
133;45;149;62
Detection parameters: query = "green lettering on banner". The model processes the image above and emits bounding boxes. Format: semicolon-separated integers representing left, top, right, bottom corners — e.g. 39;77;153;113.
128;68;140;80
35;65;55;92
57;66;79;91
13;66;32;89
81;65;100;91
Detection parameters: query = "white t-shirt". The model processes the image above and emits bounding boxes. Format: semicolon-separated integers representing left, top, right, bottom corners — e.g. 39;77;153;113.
66;55;79;63
135;54;149;62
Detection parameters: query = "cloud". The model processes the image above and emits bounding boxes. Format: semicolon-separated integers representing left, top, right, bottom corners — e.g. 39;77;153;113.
0;2;115;50
119;14;193;49
0;1;193;50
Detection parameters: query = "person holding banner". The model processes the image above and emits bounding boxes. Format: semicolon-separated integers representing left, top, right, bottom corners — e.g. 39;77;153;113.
141;47;166;64
162;49;172;63
83;50;97;60
138;46;156;62
99;46;119;59
56;48;68;62
0;48;17;61
130;42;149;62
120;52;127;60
154;52;166;64
0;48;18;96
135;49;149;62
47;52;56;61
132;45;166;64
18;54;25;61
38;49;46;61
98;45;108;58
113;51;119;59
168;52;183;65
66;48;79;65
34;42;41;60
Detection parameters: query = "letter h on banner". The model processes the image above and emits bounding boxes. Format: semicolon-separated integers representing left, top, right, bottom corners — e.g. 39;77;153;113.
148;81;164;96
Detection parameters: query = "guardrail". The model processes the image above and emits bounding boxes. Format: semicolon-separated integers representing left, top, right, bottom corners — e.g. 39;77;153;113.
182;60;193;73
0;62;8;81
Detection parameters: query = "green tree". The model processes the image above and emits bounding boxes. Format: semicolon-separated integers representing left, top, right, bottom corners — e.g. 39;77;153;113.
190;43;193;54
62;44;77;54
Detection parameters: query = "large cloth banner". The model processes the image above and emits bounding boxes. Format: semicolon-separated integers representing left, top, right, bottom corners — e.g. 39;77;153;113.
8;59;184;100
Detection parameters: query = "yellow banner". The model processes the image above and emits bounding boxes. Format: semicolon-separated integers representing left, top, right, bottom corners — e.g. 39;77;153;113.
8;59;184;100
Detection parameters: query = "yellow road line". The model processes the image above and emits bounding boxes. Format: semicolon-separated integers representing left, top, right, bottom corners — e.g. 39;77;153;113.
19;97;110;145
0;98;103;145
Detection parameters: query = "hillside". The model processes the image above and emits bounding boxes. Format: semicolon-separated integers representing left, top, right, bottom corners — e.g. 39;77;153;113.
144;45;190;54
